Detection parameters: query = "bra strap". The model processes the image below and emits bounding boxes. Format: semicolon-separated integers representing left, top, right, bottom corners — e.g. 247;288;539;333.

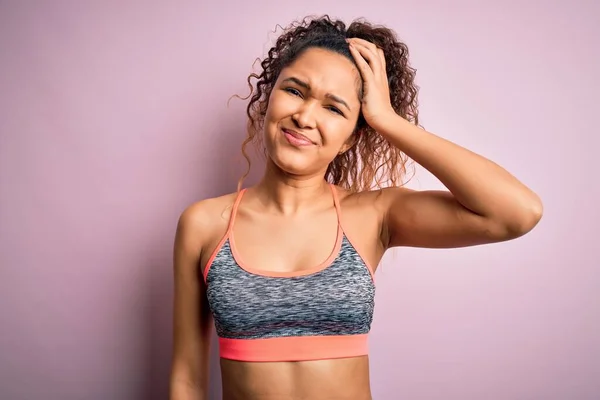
226;188;246;234
329;183;343;226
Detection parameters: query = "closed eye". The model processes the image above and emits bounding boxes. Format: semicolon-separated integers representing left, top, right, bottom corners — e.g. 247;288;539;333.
284;87;344;117
284;87;302;97
326;106;344;116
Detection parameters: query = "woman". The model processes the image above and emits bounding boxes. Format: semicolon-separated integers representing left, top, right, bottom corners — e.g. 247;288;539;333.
169;15;543;400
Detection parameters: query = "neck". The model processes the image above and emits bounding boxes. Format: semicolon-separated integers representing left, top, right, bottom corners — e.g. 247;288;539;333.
253;160;332;215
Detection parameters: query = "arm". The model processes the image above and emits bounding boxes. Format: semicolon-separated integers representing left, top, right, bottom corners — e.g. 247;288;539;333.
379;115;543;248
169;205;213;400
347;37;543;249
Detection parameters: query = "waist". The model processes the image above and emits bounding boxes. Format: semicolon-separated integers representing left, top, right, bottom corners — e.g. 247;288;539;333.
220;352;372;400
219;334;369;362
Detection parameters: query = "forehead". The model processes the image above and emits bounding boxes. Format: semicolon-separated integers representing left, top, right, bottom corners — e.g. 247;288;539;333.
280;47;361;100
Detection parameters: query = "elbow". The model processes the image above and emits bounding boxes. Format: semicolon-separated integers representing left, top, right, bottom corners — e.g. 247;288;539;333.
522;193;544;231
513;206;543;238
497;196;544;240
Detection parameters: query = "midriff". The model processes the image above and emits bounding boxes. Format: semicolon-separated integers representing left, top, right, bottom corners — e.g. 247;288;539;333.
220;355;373;400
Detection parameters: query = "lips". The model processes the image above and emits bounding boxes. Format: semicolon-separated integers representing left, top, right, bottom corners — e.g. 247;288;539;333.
282;128;315;147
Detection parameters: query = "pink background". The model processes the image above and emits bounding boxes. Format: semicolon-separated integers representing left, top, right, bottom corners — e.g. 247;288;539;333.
1;1;598;399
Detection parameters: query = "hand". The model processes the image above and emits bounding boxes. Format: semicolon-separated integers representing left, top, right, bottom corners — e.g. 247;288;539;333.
347;38;396;131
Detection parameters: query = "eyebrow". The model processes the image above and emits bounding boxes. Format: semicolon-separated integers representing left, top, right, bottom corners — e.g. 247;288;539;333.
282;77;351;112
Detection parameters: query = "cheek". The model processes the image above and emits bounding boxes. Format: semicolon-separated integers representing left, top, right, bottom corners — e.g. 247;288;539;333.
265;91;295;120
264;96;276;124
321;119;354;146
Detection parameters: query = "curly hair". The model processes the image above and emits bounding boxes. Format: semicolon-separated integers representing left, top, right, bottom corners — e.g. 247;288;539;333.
237;15;420;192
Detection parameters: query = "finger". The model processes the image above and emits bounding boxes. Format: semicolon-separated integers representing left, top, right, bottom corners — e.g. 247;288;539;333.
349;41;382;76
377;48;386;72
348;42;374;80
348;39;380;62
349;37;379;53
348;38;387;76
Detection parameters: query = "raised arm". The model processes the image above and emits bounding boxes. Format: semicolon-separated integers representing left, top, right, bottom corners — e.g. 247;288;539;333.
378;116;543;249
347;37;543;249
169;205;213;400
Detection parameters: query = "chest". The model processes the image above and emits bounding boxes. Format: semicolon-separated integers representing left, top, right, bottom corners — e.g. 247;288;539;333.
231;208;340;273
205;238;376;339
228;204;383;274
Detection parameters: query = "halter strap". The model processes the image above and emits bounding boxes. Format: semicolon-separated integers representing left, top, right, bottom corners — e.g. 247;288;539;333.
328;183;342;225
226;188;246;234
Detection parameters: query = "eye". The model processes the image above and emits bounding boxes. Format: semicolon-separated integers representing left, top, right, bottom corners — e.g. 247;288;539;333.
326;106;344;116
284;87;302;97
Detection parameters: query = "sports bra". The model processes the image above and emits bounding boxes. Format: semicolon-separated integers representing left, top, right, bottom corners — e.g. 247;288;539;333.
203;183;376;362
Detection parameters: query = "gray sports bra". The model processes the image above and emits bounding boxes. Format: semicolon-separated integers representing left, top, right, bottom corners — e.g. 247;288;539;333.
202;183;376;362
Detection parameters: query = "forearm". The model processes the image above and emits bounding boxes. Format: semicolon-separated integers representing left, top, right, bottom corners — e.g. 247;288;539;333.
169;332;211;400
169;377;207;400
376;113;543;230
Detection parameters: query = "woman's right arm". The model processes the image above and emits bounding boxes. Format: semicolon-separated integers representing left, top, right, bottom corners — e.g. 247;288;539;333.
169;204;213;400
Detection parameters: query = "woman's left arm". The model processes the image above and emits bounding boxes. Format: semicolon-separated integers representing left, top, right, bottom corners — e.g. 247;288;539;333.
347;37;543;249
377;113;543;249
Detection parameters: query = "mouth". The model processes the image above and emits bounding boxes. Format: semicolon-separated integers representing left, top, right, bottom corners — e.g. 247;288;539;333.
282;128;315;147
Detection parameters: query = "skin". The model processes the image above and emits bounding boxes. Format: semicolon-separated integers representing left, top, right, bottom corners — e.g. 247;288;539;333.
169;41;543;400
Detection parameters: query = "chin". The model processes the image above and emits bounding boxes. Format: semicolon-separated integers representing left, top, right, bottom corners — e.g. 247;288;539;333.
269;152;312;176
264;129;329;176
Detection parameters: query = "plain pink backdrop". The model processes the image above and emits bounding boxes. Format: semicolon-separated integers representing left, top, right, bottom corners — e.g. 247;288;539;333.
1;1;598;399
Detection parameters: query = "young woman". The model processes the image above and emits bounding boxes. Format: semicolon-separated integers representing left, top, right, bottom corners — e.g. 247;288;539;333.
169;15;543;400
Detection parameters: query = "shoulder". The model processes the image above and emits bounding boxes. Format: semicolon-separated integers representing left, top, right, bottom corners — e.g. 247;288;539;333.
332;186;396;262
335;186;414;235
335;185;408;212
332;185;392;229
179;192;239;226
175;192;239;254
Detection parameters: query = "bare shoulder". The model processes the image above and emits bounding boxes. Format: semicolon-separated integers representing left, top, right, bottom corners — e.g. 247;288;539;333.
176;192;239;258
332;186;391;267
179;192;238;229
336;186;416;246
335;185;397;212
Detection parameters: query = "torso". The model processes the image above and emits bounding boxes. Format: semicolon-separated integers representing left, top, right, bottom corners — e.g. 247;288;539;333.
220;357;373;400
198;185;387;400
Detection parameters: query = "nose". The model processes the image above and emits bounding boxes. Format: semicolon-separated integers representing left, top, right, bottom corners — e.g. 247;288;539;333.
292;102;317;129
